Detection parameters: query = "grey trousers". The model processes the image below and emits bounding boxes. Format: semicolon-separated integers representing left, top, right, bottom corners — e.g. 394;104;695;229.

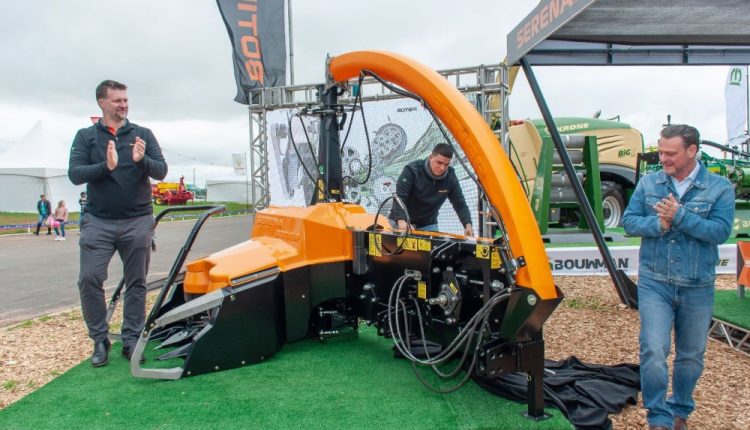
78;213;153;345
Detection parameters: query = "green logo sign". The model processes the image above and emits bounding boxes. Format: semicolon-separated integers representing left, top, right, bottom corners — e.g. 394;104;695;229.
730;67;743;86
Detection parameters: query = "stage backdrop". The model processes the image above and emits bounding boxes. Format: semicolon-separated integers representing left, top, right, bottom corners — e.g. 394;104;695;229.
266;98;480;235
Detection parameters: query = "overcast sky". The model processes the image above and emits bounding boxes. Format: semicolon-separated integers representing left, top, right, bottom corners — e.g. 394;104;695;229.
0;0;736;183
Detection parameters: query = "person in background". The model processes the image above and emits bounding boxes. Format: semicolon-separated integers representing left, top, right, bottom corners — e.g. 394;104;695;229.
622;124;735;430
68;79;168;367
389;143;473;236
34;194;52;236
77;191;87;235
52;200;68;241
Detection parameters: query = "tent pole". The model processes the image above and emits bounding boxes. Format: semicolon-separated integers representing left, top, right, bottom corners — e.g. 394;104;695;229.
520;57;638;308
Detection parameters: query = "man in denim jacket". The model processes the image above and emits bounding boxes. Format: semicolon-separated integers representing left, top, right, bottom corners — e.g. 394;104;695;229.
623;124;734;430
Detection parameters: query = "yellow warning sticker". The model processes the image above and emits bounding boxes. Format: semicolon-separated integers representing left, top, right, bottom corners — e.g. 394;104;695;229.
368;233;381;257
417;239;432;252
396;237;418;251
476;244;490;259
491;249;501;269
449;282;458;295
417;281;427;299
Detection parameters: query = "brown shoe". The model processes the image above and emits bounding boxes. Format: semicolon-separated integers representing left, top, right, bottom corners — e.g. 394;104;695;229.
674;416;688;430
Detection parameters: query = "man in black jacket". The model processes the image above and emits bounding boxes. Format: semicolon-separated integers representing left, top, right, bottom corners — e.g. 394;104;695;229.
68;80;168;367
389;143;473;236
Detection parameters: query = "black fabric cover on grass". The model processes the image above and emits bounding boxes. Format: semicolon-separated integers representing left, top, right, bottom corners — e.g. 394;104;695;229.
473;356;640;430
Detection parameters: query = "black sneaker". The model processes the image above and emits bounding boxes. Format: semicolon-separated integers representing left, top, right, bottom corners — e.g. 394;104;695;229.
122;344;146;364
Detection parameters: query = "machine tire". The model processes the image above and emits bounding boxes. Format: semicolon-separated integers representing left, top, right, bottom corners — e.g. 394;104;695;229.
602;183;625;228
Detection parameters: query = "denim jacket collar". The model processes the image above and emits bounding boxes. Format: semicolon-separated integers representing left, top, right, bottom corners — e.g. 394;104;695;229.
654;162;708;190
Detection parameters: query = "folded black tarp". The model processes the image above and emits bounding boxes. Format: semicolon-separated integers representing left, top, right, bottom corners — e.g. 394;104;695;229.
473;356;640;430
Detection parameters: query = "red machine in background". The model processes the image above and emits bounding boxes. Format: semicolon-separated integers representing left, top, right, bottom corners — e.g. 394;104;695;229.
152;176;193;205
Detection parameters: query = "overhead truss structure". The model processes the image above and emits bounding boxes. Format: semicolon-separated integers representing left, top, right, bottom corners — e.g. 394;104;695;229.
246;64;509;210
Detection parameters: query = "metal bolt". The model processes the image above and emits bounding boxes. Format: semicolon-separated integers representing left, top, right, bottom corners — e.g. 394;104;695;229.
370;298;377;303
241;360;246;365
187;371;192;376
491;280;503;291
363;283;374;290
230;295;236;301
214;366;220;371
527;295;537;306
301;294;306;299
432;267;441;274
494;318;500;324
360;294;367;300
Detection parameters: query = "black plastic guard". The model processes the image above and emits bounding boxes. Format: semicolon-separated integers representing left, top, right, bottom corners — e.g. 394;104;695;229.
181;273;286;377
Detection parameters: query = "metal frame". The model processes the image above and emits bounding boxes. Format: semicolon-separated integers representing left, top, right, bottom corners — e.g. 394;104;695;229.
246;64;509;211
709;318;750;356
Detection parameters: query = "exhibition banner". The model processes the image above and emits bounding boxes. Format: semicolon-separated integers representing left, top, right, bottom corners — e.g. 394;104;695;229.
546;244;735;276
265;99;479;234
217;0;286;104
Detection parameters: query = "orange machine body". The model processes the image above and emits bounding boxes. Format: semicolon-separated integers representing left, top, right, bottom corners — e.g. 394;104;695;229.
184;50;556;301
184;203;382;295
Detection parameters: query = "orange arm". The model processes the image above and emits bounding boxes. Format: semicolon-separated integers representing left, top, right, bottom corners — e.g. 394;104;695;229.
329;51;556;299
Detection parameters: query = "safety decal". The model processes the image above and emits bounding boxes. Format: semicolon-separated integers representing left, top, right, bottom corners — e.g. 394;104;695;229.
491;249;501;269
417;239;432;252
417;281;427;299
368;233;382;257
396;237;418;251
476;244;490;259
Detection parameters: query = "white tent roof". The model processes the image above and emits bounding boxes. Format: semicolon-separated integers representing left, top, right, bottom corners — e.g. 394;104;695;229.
0;121;71;168
0;122;84;213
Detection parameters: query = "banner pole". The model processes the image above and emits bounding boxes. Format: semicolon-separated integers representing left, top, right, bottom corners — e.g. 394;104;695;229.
245;152;250;211
288;0;295;85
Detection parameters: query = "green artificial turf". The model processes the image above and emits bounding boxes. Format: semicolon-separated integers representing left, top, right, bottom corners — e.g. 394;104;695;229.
714;289;750;329
0;329;571;430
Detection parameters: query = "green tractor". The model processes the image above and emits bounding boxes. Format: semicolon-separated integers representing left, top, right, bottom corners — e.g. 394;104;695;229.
507;117;644;232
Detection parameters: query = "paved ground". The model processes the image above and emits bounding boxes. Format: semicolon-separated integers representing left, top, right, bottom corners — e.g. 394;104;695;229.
0;214;254;327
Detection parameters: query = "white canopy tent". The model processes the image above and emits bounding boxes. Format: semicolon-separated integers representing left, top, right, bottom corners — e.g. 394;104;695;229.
206;179;261;205
0;121;85;213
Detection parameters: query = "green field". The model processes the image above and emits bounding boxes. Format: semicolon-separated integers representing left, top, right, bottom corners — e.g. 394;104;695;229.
0;202;251;235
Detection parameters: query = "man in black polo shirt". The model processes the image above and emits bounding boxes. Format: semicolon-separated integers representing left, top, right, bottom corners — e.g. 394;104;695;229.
389;143;473;236
68;80;168;367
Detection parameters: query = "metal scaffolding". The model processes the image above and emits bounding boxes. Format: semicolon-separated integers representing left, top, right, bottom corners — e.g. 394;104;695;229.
246;63;509;211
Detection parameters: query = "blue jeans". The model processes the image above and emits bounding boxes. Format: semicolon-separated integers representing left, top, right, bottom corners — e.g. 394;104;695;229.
416;223;438;232
53;220;65;237
638;276;714;428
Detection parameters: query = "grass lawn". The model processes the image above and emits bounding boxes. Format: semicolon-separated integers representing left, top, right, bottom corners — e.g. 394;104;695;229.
0;202;251;235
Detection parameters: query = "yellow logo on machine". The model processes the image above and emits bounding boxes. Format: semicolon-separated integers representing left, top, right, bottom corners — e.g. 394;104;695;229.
368;233;382;257
418;239;432;252
476;244;490;259
417;281;427;299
